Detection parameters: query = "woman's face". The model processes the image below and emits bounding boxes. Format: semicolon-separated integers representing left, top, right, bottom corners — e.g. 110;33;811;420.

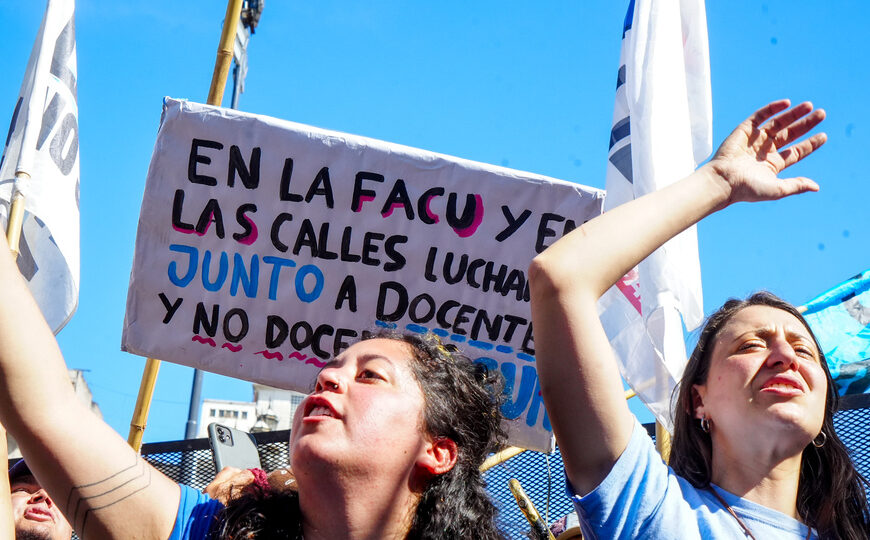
289;338;432;477
693;305;827;448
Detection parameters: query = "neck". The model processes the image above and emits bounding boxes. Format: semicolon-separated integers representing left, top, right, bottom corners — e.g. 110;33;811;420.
296;465;419;540
710;432;805;519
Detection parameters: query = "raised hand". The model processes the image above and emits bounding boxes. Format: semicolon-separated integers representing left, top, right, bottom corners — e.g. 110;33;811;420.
705;99;827;206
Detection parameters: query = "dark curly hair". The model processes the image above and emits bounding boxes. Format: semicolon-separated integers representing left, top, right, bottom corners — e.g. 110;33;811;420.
215;330;506;539
670;292;870;539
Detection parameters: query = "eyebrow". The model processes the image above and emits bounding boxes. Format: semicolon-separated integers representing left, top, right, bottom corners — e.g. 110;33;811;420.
731;326;818;350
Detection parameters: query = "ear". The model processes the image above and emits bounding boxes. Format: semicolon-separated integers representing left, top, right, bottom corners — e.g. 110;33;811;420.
418;437;458;476
691;384;707;420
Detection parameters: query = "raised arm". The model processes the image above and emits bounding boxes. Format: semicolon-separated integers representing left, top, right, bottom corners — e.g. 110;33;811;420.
529;100;826;495
0;232;181;538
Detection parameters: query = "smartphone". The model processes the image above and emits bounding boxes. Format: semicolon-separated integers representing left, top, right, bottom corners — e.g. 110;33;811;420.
208;423;262;471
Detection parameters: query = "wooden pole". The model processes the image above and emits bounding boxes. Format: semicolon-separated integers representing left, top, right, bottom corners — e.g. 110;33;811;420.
480;446;525;472
5;173;29;260
126;0;243;450
127;357;161;452
208;0;245;107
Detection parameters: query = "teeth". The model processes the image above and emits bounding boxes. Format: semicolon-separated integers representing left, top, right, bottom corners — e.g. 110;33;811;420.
309;406;334;417
766;383;798;390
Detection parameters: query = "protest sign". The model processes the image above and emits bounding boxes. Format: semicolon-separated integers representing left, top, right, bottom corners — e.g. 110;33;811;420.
123;98;604;450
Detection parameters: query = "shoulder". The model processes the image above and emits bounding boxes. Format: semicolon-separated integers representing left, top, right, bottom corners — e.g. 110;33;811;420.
168;485;225;540
568;421;747;539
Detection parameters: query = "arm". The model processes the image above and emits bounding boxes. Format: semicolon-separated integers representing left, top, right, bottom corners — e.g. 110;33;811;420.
0;423;13;540
0;232;181;538
529;100;826;495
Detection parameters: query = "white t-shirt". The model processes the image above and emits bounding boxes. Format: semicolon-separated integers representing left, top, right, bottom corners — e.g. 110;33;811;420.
569;420;817;539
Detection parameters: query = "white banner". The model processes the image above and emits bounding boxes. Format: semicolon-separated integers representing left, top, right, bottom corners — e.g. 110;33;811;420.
0;0;80;333
599;0;712;430
123;98;604;451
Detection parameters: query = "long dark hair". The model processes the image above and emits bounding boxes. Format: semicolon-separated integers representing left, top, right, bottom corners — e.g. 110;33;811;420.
216;330;506;539
670;292;870;539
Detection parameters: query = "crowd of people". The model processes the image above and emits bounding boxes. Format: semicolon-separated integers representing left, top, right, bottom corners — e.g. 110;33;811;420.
0;99;868;539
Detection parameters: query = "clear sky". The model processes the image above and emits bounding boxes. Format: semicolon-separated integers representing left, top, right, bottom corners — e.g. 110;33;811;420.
0;1;867;443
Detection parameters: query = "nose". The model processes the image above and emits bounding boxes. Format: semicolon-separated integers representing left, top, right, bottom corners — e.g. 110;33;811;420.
314;366;344;393
765;336;799;371
29;489;52;507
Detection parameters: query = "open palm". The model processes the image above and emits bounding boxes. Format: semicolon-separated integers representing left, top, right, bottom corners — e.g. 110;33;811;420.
707;99;827;205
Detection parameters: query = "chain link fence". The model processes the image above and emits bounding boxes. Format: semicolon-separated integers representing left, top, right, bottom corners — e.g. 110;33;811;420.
65;392;868;539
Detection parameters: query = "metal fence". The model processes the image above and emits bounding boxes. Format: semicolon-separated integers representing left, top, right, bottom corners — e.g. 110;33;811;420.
134;392;870;540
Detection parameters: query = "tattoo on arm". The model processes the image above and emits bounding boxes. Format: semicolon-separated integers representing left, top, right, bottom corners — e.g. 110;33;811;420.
64;455;155;537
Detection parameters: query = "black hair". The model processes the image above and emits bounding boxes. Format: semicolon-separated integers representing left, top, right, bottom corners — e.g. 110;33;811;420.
216;330;506;539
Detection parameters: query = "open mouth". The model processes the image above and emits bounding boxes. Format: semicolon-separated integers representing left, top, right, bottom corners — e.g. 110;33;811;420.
303;396;340;420
760;374;806;394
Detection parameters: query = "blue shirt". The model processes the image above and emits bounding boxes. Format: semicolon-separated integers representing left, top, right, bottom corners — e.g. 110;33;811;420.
169;484;224;540
570;420;817;539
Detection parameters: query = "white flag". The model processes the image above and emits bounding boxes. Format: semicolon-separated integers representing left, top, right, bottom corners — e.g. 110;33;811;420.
598;0;712;430
0;0;80;333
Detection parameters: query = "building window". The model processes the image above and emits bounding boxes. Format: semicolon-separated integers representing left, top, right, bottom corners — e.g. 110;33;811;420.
210;409;216;417
242;411;248;419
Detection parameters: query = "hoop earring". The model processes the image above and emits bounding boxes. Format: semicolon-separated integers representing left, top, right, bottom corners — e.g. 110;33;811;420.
700;416;710;433
812;431;827;448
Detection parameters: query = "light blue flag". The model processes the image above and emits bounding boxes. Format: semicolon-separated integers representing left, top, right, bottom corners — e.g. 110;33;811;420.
803;270;870;395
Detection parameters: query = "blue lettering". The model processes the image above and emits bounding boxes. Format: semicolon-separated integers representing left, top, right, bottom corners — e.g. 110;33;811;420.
230;253;259;298
201;251;229;292
499;362;536;420
168;244;198;287
262;256;296;301
295;264;324;303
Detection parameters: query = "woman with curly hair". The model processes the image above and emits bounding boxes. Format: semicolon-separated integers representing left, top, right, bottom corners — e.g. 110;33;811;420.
529;100;870;539
209;331;505;540
0;215;506;539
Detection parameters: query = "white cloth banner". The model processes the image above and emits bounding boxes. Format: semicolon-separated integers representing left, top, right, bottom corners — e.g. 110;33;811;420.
599;0;712;430
0;0;80;333
123;98;604;451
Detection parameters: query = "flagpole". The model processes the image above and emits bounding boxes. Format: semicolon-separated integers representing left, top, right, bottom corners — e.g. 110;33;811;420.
126;0;244;451
4;174;28;260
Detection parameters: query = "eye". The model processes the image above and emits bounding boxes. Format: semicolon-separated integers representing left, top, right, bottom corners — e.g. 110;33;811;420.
358;369;385;382
738;340;764;352
793;344;817;360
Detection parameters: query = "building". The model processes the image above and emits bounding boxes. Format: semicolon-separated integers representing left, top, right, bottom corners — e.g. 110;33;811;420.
196;384;306;438
6;369;102;459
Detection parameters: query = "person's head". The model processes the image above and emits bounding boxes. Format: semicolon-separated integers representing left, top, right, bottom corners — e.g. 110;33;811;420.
8;461;73;540
222;331;505;539
671;292;869;539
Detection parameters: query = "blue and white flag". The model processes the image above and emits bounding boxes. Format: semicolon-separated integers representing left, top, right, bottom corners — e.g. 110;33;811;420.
0;0;80;333
597;0;712;430
803;270;870;395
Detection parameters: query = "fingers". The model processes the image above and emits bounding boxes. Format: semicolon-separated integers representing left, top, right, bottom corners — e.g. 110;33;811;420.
203;467;255;503
779;131;827;169
747;99;792;129
768;105;825;148
777;176;820;197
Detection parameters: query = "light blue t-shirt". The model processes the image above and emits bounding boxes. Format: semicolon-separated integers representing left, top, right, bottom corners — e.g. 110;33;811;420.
168;484;224;540
570;421;817;539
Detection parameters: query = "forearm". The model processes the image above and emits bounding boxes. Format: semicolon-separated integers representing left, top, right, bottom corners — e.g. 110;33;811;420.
0;233;180;539
531;164;728;302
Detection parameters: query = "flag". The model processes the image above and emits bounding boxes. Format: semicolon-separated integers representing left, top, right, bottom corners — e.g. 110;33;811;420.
597;0;712;430
0;0;80;333
803;270;870;395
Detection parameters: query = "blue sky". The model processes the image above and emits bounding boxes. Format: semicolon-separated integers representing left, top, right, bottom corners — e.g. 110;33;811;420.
0;1;867;443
